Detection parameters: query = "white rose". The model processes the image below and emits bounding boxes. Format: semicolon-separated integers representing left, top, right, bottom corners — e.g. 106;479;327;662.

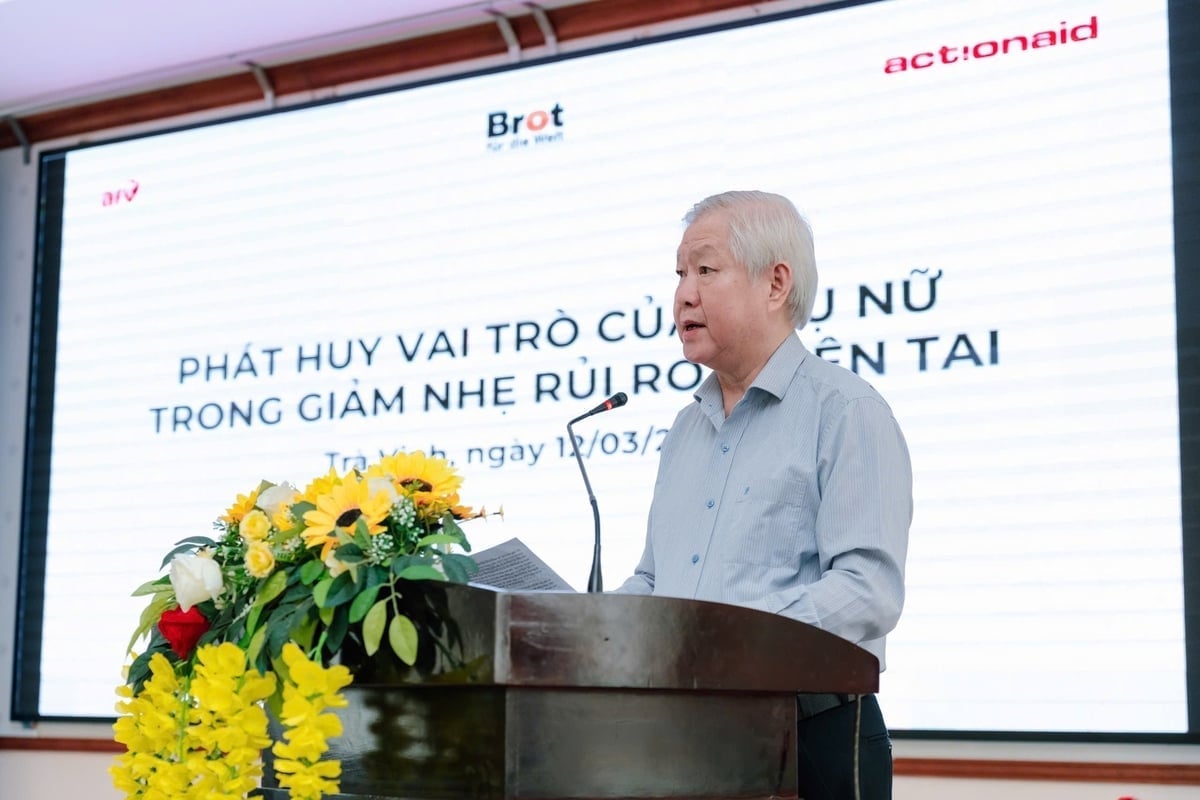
256;482;298;518
368;477;399;503
169;552;225;612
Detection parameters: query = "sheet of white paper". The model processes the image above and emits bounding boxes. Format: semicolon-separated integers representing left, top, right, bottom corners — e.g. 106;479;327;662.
470;537;576;592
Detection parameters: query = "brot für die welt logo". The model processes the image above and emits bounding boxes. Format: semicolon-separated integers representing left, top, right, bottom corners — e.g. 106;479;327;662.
486;103;564;152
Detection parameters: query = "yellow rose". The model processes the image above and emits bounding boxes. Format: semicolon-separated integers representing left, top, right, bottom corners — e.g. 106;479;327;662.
241;509;270;542
271;506;294;530
244;541;276;578
324;552;349;578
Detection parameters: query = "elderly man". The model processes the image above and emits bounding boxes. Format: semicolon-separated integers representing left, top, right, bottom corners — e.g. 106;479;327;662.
616;190;912;800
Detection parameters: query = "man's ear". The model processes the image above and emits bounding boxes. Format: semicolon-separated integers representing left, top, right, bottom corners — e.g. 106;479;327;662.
767;261;793;310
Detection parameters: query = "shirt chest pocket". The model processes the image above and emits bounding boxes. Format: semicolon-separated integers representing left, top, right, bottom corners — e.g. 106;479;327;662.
723;476;811;566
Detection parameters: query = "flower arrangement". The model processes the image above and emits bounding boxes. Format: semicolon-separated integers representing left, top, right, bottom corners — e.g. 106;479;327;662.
111;451;492;800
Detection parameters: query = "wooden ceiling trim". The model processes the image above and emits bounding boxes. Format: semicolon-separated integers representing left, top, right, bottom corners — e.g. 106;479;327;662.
0;0;763;151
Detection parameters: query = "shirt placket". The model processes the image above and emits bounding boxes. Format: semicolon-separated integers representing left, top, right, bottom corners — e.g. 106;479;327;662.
686;402;753;598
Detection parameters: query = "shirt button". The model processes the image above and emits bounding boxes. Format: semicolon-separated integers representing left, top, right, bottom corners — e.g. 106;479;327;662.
721;444;729;453
705;499;715;509
691;554;700;564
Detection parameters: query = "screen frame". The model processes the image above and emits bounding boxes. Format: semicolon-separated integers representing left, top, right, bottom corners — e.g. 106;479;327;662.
11;0;1199;743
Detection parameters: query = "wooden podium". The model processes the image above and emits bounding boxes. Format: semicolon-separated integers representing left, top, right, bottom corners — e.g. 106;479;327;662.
260;582;878;800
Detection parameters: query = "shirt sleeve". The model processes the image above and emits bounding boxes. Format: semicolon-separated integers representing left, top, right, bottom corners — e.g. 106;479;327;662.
611;521;656;595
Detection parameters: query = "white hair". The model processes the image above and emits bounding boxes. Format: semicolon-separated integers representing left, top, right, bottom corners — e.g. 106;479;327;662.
683;190;818;328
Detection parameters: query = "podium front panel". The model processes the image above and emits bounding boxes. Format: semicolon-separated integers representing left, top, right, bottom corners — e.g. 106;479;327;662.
508;687;796;799
264;683;798;800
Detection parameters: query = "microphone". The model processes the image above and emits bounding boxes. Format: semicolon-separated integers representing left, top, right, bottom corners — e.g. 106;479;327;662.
568;391;628;425
566;392;628;592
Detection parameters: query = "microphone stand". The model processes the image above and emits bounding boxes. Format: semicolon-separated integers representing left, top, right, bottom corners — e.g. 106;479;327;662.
566;392;626;593
567;416;603;593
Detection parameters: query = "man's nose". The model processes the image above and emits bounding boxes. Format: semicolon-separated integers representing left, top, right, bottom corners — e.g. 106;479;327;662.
676;274;698;305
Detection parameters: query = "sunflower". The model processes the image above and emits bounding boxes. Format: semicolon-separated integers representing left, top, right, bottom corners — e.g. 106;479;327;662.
367;451;463;521
220;489;260;525
301;476;391;560
300;467;343;505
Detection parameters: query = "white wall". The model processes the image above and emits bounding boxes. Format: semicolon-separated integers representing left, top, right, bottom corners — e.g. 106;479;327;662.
2;742;1200;800
1;143;36;740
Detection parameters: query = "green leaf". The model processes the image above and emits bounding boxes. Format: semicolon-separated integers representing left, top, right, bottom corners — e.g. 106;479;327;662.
126;635;172;693
280;583;312;603
389;614;419;665
415;533;461;548
325;605;350;654
442;516;471;551
300;559;326;585
348;584;382;624
395;564;445;582
319;605;334;625
196;627;221;649
255;570;289;607
391;554;434;576
268;647;293;687
364;564;389;590
312;577;333;607
363;599;387;656
158;542;202;569
266;687;284;720
227;618;249;647
131;576;173;597
335;544;366;564
243;606;262;652
354;517;372;544
244;605;263;643
440;553;479;584
322;572;359;608
293;614;317;650
246;625;268;666
126;593;176;654
266;599;314;657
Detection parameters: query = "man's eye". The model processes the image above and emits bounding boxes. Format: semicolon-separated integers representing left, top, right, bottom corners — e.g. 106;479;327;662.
698;265;713;274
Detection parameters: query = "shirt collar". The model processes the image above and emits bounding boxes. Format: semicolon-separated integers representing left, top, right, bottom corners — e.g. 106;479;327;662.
693;333;809;410
750;333;808;401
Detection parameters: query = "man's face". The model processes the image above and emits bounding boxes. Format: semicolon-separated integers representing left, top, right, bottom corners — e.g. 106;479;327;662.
673;210;772;377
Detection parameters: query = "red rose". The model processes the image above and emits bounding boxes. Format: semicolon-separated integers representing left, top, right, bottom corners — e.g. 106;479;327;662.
157;605;211;658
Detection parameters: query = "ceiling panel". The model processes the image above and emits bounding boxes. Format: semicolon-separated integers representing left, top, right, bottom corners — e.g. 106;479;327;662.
0;0;567;116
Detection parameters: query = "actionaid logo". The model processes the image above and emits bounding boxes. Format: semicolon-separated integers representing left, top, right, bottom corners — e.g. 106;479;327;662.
102;178;140;207
486;102;565;151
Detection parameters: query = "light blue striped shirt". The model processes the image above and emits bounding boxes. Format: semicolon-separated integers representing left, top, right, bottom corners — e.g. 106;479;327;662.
616;333;912;668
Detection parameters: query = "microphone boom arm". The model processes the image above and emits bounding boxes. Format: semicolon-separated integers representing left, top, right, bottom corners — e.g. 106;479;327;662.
567;419;603;593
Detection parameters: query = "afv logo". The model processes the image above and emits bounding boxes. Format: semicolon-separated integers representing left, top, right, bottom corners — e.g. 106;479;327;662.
486;103;564;151
102;178;140;207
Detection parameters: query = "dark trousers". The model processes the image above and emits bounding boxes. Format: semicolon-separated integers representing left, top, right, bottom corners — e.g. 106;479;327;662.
796;694;892;800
